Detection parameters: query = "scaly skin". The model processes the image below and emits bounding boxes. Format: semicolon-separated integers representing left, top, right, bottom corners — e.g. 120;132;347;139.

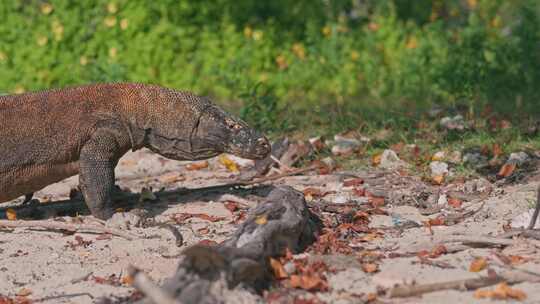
0;83;270;219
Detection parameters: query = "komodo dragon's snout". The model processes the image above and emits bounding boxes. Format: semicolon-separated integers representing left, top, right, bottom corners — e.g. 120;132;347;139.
143;102;271;161
193;104;271;160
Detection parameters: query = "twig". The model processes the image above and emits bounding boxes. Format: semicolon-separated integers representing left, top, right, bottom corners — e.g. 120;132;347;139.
498;228;540;241
527;184;540;230
0;220;137;240
440;235;515;247
70;271;94;284
412;258;455;269
387;276;502;298
160;224;183;247
235;165;320;186
386;270;539;298
270;155;288;171
127;266;181;304
218;194;252;208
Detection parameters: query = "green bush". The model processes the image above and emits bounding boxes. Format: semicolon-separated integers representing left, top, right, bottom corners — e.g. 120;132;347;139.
0;1;538;132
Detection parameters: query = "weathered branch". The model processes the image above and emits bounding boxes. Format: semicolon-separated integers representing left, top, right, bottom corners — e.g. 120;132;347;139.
527;184;540;230
0;219;137;240
386;270;540;298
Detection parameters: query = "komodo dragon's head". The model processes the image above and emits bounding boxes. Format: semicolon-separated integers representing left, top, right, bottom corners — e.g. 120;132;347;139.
140;90;271;161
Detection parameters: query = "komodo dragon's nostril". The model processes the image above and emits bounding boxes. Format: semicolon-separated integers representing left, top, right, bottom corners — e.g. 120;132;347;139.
257;137;268;145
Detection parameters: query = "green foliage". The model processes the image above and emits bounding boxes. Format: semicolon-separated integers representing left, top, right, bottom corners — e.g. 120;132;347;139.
0;0;538;132
239;83;287;133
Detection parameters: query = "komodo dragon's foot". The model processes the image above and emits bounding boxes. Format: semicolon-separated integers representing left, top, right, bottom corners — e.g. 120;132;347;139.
21;193;35;205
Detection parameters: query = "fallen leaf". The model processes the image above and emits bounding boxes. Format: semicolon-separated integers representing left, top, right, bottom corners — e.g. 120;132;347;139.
255;215;268;225
289;274;327;291
497;163;516;178
366;293;377;301
474;282;526;301
352;187;366;197
359;233;379;242
6;208;16;220
197;227;210;235
448;197;463;208
509;255;529;265
431;151;445;161
417;244;448;258
159;172;185;183
186;161;209;171
367;194;385;208
270;257;289;279
424;217;446;228
223;201;239;213
361;263;378;273
469;257;488;272
303;187;322;202
218;154;239;173
232;211;247;224
390;142;405;154
492;143;503;157
372;153;382;166
432;175;445;185
121;275;134;285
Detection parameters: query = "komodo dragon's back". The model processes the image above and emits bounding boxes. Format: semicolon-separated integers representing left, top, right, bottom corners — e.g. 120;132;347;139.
0;83;148;203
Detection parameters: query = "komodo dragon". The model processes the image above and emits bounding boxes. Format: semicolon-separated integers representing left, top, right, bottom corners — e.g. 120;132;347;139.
0;83;271;219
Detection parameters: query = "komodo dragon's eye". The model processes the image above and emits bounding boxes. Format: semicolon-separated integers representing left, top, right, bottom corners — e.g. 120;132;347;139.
225;118;242;130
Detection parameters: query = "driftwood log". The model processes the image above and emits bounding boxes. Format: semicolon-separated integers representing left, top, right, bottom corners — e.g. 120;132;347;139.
136;186;321;304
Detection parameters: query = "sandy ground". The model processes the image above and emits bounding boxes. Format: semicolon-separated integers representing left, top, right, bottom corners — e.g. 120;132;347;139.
1;148;540;303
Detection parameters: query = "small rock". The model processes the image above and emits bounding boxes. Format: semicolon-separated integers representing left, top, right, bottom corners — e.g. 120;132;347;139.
463;152;489;169
430;161;449;177
379;149;407;169
432;151;446;161
331;135;361;156
321;157;337;171
388;206;426;226
440;115;466;131
511;209;539;229
507;152;529;166
332;195;350;204
437;193;448;206
448;151;462;164
390;214;422;229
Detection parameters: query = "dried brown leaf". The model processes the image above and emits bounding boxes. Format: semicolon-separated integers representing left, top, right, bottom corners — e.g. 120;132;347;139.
469;257;488;272
361;263;379;273
270;257;289;279
186;161;209;171
498;163;516;178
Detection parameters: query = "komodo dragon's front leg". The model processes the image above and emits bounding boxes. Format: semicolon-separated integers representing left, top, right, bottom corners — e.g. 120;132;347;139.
79;124;128;219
